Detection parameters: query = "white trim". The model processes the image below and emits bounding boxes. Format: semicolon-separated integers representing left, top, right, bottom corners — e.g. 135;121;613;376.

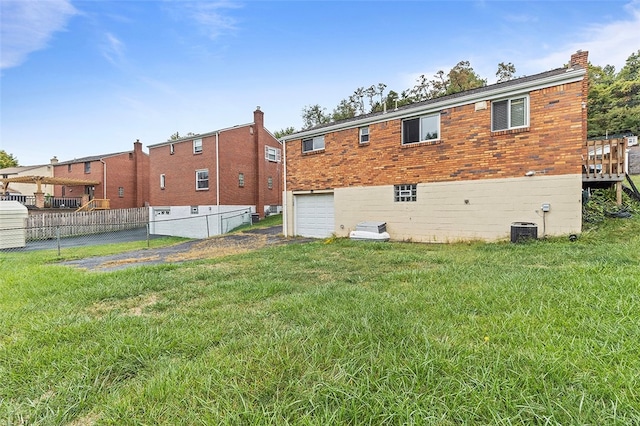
195;169;209;191
281;68;585;142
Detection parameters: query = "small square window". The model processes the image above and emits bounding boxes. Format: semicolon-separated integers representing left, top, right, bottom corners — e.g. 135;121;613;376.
394;184;417;202
359;126;369;144
193;138;203;154
268;176;273;189
191;206;199;214
239;173;245;187
118;187;124;198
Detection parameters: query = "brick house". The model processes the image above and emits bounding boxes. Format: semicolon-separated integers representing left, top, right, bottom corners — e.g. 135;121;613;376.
53;141;150;209
281;51;590;241
147;107;282;220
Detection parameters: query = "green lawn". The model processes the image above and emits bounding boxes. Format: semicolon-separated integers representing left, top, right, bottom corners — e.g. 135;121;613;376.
1;215;639;424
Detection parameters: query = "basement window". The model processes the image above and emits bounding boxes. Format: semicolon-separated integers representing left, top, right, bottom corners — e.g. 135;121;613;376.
394;184;417;202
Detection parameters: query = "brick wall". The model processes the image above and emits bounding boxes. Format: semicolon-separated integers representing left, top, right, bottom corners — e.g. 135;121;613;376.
149;109;282;213
286;79;585;191
54;160;104;202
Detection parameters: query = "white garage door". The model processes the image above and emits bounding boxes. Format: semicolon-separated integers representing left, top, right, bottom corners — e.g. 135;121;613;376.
295;193;335;238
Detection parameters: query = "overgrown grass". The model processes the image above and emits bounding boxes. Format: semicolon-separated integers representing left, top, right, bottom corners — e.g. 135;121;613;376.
1;215;639;424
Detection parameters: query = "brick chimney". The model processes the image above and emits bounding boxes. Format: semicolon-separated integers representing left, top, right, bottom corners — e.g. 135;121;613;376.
570;51;589;143
254;107;266;218
570;50;589;68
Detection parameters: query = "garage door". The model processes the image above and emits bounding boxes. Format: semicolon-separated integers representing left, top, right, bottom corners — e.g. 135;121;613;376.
295;193;335;238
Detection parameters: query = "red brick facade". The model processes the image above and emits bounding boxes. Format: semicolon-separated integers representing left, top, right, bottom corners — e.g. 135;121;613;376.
285;53;588;192
53;141;150;209
148;108;282;217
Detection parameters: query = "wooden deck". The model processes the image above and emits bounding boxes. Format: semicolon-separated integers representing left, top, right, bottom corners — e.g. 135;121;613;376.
582;138;627;183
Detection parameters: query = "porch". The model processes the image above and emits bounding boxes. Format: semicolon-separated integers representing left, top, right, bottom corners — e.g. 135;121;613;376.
582;138;631;205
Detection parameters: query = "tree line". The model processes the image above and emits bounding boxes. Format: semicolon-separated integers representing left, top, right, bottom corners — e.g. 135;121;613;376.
275;50;640;140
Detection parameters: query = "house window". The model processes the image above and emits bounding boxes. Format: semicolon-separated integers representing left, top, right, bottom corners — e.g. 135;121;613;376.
265;146;281;162
394;184;417;202
193;138;203;154
238;173;245;187
170;144;175;155
359;126;370;144
302;135;325;153
84;162;91;173
492;96;528;131
160;174;166;189
196;169;209;190
268;176;273;189
68;164;72;172
402;114;439;145
118;187;124;198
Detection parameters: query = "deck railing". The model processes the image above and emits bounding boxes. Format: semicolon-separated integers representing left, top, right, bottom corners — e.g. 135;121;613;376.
0;195;81;208
76;198;110;212
583;138;627;181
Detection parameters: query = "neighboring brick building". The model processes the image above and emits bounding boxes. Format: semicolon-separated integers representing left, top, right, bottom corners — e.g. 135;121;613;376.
53;141;150;209
147;107;282;218
281;51;590;241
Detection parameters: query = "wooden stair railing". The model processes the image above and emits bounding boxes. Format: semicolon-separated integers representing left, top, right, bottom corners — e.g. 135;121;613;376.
76;199;110;212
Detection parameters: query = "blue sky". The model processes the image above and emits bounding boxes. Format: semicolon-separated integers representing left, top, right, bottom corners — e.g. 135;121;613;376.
1;0;640;166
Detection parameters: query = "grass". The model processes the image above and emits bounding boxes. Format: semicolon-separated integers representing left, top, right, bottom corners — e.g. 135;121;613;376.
1;214;640;424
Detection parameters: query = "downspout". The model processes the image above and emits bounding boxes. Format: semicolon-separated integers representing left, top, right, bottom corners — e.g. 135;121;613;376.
216;132;220;208
282;137;288;236
100;159;107;199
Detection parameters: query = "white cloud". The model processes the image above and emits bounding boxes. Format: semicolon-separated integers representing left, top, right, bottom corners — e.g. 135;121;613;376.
0;0;77;69
167;0;242;39
102;32;125;66
528;0;640;72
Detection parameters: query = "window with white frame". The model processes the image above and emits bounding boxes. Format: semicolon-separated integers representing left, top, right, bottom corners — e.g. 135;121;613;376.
302;135;325;153
193;138;203;154
402;114;439;145
492;96;528;131
265;146;281;162
394;184;417;202
196;169;209;190
359;126;370;144
160;174;166;189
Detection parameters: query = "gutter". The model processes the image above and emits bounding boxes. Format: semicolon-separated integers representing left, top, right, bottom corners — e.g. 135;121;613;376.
281;68;586;142
100;159;107;199
216;132;220;208
282;135;288;236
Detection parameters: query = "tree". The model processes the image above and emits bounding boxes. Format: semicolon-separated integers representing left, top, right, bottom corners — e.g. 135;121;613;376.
274;127;296;139
496;62;516;83
331;98;357;122
167;131;198;141
446;61;486;95
0;150;18;168
588;50;640;137
301;104;330;129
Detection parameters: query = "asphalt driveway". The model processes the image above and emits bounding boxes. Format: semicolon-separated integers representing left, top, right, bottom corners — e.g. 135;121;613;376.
60;226;313;272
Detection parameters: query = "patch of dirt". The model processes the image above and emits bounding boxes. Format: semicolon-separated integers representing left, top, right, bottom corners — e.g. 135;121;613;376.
61;226;314;272
88;293;160;318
